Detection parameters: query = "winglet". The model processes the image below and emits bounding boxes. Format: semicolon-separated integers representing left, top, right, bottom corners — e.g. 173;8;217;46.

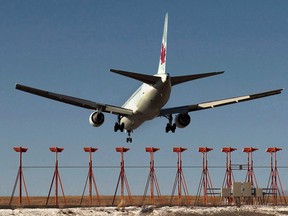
157;13;168;75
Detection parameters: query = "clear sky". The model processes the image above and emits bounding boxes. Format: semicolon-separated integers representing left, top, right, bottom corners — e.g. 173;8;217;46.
0;1;287;197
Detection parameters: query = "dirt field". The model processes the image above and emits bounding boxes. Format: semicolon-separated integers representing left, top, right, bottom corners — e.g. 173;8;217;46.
0;195;285;209
1;195;218;208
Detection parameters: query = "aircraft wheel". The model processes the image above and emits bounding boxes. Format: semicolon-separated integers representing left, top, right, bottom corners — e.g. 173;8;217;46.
114;122;119;132
171;123;176;133
165;123;170;133
120;123;124;132
126;137;132;143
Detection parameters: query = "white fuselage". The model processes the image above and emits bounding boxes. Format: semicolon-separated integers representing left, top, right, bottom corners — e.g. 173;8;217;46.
120;74;171;131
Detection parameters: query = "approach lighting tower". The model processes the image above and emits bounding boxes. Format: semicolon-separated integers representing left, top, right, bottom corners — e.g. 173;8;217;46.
112;147;133;207
9;147;30;206
195;147;216;206
222;147;237;188
170;147;190;206
46;147;66;206
80;147;101;206
221;147;237;205
243;147;259;188
266;147;287;205
142;147;162;206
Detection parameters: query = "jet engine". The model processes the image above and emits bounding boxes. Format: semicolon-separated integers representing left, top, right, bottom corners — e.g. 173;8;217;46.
175;113;191;128
89;111;105;127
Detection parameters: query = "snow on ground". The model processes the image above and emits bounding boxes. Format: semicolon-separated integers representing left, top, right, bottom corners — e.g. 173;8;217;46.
1;206;288;216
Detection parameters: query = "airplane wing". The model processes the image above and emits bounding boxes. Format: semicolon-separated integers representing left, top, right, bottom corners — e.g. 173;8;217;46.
159;89;283;116
15;84;133;116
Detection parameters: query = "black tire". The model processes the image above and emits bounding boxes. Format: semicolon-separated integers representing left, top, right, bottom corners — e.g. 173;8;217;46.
120;123;124;132
114;123;119;132
171;123;176;133
165;123;170;133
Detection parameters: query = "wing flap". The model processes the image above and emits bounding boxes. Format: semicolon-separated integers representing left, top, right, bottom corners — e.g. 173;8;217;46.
15;84;133;116
160;89;283;116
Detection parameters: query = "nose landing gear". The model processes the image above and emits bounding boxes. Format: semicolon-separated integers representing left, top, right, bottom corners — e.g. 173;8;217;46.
126;130;132;143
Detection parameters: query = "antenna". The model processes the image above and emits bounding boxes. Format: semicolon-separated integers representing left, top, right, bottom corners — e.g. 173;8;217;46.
46;147;66;206
9;146;30;206
170;147;190;206
80;147;101;206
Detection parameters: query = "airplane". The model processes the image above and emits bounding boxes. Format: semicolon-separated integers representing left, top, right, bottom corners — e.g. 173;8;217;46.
16;13;283;143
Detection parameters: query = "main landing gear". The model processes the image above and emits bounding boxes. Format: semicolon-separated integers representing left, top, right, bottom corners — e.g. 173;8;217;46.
114;116;124;132
114;115;133;143
165;114;176;133
114;122;124;132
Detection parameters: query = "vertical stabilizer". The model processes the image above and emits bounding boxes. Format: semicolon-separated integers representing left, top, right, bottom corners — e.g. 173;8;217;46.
157;13;168;75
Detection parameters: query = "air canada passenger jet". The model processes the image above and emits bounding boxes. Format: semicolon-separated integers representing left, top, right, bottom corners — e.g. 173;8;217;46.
16;13;283;142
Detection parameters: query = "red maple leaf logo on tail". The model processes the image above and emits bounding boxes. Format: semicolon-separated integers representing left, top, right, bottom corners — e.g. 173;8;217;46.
160;43;166;65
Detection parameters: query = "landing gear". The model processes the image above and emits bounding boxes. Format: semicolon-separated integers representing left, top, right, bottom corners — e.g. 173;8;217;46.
166;123;176;133
126;130;132;143
114;115;124;132
165;114;176;133
114;122;124;132
114;115;133;143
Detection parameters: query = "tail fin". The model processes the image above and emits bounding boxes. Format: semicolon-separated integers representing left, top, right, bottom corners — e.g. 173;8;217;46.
157;13;168;75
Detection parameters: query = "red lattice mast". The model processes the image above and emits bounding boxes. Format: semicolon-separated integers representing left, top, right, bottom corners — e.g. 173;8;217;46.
170;147;190;206
142;147;162;206
46;147;66;206
195;147;216;206
221;147;237;188
243;147;258;188
112;147;133;206
265;147;287;205
221;147;236;205
80;147;101;206
9;147;30;206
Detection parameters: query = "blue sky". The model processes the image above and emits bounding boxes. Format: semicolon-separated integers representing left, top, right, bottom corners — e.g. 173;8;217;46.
0;0;287;197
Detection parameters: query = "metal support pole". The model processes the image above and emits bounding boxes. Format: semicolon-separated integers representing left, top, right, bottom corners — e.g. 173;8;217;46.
195;147;216;206
221;147;237;205
242;147;259;205
80;147;101;206
46;147;66;206
170;147;190;206
141;147;162;206
112;147;133;207
9;147;30;206
265;147;287;205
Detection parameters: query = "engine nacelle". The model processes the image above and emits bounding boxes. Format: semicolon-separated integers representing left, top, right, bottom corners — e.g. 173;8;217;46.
89;112;105;127
175;113;191;128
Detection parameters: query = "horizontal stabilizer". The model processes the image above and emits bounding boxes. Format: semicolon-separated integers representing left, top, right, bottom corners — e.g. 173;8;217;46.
171;71;224;86
110;69;161;85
